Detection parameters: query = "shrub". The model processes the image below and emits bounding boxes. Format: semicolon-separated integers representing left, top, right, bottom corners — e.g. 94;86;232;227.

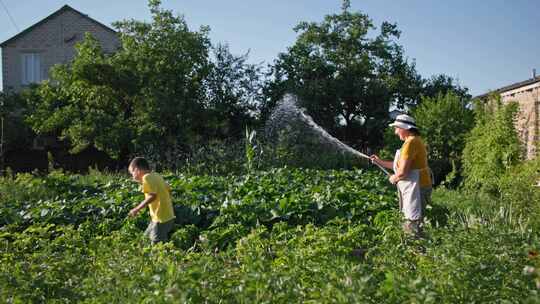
462;100;522;195
497;158;540;222
170;225;199;250
413;92;474;186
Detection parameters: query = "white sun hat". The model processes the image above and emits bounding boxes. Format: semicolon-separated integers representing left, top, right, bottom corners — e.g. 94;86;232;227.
389;114;418;130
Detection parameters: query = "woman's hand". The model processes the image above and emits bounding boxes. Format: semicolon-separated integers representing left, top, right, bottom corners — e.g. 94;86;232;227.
370;154;381;165
389;174;399;185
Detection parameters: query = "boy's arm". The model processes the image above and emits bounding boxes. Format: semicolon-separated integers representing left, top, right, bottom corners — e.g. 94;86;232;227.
129;193;157;217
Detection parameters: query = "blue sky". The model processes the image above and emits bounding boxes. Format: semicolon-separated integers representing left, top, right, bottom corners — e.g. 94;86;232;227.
1;0;539;96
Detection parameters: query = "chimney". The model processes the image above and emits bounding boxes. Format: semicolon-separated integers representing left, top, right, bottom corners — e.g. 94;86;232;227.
534;68;537;79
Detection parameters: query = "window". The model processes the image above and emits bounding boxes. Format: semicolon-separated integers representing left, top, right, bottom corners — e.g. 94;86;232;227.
21;53;42;85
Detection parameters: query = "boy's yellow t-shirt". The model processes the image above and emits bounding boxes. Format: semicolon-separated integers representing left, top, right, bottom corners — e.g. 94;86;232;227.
400;136;432;188
142;173;175;223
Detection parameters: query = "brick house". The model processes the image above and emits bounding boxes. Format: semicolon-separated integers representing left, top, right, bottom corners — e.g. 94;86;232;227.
476;73;540;160
1;4;120;92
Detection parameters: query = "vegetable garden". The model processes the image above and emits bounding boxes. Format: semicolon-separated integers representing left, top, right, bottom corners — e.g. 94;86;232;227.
1;168;539;303
2;1;540;303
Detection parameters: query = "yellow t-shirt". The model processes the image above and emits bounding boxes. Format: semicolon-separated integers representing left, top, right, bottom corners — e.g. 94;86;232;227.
142;173;175;223
400;136;432;188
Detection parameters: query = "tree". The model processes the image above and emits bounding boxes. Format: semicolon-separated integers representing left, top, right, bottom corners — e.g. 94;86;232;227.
111;0;213;158
26;35;137;160
263;0;423;149
203;44;263;139
0;90;36;172
25;1;265;168
421;74;471;103
413;92;474;186
25;1;260;167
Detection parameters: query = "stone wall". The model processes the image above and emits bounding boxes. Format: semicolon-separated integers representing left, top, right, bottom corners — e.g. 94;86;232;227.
500;81;540;159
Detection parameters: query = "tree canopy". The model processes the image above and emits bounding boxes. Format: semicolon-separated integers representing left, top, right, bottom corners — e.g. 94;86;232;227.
18;0;475;171
263;1;423;149
25;0;261;164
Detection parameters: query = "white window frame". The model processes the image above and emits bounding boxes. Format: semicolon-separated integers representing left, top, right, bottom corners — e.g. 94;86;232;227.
21;53;43;85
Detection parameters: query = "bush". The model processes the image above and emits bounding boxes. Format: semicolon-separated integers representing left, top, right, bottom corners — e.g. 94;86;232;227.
413;92;474;186
170;224;199;250
497;158;540;222
462;100;522;195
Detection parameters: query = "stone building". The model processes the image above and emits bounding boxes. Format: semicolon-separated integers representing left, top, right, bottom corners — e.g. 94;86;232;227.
1;5;120;92
476;72;540;159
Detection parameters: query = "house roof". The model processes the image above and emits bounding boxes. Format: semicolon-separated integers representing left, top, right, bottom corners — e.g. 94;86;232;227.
474;76;540;100
0;4;117;47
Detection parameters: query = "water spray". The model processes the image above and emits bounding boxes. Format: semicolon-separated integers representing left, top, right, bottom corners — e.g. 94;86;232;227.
266;94;391;175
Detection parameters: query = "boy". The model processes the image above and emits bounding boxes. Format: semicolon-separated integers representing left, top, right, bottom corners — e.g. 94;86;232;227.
128;157;175;243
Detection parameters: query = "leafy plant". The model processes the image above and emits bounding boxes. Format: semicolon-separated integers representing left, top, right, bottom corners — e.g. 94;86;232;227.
413;92;474;186
462;99;522;195
244;128;258;173
497;158;540;223
1;165;538;302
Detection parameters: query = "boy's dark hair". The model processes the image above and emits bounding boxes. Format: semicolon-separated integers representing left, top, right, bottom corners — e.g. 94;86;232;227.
130;157;151;171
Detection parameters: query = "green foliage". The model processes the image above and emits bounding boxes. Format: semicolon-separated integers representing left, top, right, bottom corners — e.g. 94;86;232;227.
462;100;522;194
0;89;35;153
170;224;199;250
421;74;471;102
204;44;263;139
497;158;540;222
26;34;134;158
379;126;401;160
24;1;261;164
413;92;475;186
0;170;134;229
1;167;539;302
264;2;423;148
2;1;539;300
244;128;259;172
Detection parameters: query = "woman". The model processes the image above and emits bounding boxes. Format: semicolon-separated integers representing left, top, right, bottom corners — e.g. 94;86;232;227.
370;114;432;237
